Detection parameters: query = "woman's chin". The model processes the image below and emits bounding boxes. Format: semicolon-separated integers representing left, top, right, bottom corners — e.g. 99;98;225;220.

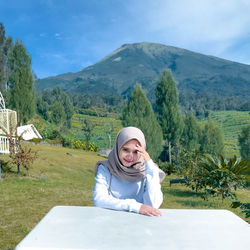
122;160;134;167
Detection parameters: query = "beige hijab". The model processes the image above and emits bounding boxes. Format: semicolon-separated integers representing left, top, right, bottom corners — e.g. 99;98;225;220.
95;126;165;182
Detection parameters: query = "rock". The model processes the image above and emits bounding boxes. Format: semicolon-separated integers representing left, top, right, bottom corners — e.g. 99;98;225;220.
98;148;112;157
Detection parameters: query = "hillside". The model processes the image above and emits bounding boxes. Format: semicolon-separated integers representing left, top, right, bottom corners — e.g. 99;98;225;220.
36;42;250;100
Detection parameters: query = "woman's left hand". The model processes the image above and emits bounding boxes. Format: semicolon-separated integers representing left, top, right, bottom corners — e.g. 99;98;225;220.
136;144;151;162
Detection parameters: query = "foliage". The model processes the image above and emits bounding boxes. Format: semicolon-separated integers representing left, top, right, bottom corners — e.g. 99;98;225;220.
208;110;250;157
71;113;122;149
36;87;74;128
36;94;49;120
179;91;250;118
50;101;66;126
81;118;95;148
122;83;163;160
157;160;175;175
7;39;35;124
200;155;249;199
178;150;249;200
177;149;206;192
155;69;183;163
0;22;12;93
231;200;250;218
200;119;224;155
238;125;250;160
0;123;38;173
180;112;201;151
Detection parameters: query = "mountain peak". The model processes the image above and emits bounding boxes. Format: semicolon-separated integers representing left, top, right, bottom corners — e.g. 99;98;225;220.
36;42;250;100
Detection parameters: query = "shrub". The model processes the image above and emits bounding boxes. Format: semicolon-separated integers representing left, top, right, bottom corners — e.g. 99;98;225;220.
158;160;175;175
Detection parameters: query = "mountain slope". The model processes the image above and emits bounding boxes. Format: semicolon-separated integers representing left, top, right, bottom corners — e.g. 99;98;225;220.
36;42;250;100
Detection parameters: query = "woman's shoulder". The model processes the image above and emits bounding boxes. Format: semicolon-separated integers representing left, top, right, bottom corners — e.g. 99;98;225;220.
96;163;111;177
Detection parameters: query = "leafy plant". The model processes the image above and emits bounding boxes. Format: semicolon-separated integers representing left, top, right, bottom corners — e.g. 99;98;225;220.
201;155;249;199
178;150;249;201
158;160;175;175
231;200;250;218
0;123;38;174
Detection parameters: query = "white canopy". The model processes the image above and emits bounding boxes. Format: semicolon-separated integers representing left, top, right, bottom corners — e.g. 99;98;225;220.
17;124;42;140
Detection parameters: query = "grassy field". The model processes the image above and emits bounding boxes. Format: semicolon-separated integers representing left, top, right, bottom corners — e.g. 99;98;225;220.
0;144;249;249
210;111;250;157
71;113;122;148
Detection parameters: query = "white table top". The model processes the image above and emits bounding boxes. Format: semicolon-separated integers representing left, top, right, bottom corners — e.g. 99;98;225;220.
15;206;250;250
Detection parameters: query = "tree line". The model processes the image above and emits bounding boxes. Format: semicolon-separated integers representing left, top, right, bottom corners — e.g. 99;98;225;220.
122;70;225;163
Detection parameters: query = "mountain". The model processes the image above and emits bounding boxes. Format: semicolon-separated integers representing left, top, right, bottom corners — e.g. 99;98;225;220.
36;42;250;100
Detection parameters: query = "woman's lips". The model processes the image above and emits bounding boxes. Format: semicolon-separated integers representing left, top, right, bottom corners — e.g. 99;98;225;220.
124;159;133;164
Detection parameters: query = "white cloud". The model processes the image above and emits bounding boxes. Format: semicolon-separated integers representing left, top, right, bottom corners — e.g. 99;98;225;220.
129;0;250;57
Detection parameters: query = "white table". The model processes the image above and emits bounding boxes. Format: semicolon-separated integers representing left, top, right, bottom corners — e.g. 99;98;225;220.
15;206;250;250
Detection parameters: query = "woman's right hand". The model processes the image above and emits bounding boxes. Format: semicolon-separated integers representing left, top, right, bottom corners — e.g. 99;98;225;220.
139;204;163;217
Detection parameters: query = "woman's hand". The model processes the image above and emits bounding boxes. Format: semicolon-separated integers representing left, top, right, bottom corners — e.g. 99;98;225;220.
136;144;151;162
139;204;163;217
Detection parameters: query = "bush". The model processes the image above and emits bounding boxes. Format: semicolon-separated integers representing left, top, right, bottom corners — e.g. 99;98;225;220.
72;139;86;149
158;160;175;175
87;142;100;152
28;138;42;144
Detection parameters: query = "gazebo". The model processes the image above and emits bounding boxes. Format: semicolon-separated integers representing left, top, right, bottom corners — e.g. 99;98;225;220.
0;91;17;154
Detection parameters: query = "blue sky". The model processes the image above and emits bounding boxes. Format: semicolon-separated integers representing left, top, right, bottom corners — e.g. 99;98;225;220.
1;0;250;79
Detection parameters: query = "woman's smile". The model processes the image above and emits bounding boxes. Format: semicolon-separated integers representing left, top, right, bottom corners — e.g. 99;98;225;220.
119;139;140;167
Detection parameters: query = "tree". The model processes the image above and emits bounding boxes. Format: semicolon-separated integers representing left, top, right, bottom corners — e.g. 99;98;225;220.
7;39;35;124
238;125;250;160
200;119;224;155
122;83;163;160
50;101;66;126
82;119;95;148
155;69;183;163
48;87;73;128
105;121;114;149
36;94;49;120
0;22;12;92
61;92;74;128
180;112;201;151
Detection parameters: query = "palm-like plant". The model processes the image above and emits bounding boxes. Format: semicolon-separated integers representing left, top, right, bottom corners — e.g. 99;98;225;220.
201;155;249;199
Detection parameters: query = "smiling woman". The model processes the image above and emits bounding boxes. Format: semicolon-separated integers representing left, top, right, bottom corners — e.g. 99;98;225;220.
93;126;165;217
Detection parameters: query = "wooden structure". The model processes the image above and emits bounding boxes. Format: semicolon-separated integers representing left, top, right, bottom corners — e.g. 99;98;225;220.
0;91;17;154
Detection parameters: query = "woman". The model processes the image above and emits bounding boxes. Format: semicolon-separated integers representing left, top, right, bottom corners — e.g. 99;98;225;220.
93;126;165;216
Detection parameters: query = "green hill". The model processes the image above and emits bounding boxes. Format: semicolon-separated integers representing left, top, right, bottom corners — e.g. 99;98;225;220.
70;110;249;157
209;111;250;156
36;42;250;100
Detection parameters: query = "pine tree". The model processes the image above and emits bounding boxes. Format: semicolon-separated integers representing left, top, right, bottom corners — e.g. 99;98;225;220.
200;119;224;155
0;23;12;92
0;23;5;92
155;69;183;164
180;112;201;150
238;125;250;160
122;83;163;160
8;40;35;124
50;101;66;126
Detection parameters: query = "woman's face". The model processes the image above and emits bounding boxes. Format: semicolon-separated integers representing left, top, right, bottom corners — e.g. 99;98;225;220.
118;139;141;167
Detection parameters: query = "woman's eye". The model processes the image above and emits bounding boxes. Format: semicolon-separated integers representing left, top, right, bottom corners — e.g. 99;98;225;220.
123;148;129;152
134;150;139;154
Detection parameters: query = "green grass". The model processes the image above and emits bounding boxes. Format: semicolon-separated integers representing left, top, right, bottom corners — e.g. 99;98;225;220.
1;144;249;249
71;113;122;148
209;111;250;157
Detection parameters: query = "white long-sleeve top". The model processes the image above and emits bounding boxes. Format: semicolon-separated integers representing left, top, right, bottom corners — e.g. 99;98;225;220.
93;159;163;213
